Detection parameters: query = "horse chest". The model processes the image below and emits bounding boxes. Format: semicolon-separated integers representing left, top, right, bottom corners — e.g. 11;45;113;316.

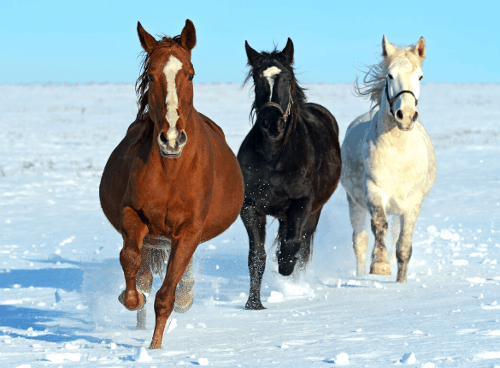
368;141;429;213
244;165;308;216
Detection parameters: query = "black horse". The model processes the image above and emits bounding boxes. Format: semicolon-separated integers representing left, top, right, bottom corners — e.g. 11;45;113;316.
238;39;342;310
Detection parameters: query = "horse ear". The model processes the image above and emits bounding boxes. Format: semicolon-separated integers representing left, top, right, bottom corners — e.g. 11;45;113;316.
181;19;197;51
382;35;396;58
245;41;260;66
412;37;426;61
282;38;294;64
137;22;158;53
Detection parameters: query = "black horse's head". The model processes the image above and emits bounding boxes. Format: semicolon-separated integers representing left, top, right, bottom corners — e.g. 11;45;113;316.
245;39;304;141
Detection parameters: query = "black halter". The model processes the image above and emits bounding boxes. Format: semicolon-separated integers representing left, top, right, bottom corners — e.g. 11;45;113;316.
385;78;418;116
257;85;293;122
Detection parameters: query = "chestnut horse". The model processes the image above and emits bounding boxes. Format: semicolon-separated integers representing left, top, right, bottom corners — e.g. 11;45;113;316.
99;20;244;349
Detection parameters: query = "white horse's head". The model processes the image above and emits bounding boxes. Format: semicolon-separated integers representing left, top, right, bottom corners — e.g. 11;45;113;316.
382;35;426;131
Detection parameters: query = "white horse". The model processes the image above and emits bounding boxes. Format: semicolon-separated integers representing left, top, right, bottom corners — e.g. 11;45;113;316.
341;36;437;283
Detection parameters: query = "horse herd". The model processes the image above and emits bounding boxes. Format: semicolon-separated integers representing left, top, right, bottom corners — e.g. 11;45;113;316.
99;20;437;349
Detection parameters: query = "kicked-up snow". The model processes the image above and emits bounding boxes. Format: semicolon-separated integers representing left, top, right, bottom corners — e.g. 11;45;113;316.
0;82;499;367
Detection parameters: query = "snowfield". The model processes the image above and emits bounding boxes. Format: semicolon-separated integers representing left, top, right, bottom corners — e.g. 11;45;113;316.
1;82;499;367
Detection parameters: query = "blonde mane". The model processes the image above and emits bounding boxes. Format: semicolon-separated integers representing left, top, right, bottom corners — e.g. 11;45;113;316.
354;44;422;110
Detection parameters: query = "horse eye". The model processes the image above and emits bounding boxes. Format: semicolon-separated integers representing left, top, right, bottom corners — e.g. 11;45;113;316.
148;74;154;82
188;74;194;81
388;74;394;80
419;75;424;80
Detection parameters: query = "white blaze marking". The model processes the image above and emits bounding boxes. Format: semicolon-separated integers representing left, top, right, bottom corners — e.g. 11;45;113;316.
263;66;281;102
163;56;183;146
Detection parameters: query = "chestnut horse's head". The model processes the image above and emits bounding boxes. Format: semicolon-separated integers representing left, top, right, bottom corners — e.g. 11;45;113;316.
136;20;197;158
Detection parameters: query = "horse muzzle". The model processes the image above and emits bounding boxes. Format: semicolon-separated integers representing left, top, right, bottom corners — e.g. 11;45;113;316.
394;108;418;131
157;130;187;158
259;113;286;141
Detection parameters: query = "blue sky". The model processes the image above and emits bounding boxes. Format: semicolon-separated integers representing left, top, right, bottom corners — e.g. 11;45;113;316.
1;0;498;84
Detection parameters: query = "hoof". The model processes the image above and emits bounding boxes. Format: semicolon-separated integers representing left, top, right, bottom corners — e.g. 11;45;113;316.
356;267;366;277
174;297;194;314
118;290;146;311
149;342;161;350
370;262;391;275
245;299;266;310
397;275;408;283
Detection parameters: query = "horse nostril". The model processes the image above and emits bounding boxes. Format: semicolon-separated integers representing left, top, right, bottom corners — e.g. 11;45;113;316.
412;111;419;122
159;132;168;145
178;130;187;146
396;110;404;120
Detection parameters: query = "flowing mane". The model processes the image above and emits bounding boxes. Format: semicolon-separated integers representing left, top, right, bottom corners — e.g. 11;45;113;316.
354;43;423;110
243;47;307;124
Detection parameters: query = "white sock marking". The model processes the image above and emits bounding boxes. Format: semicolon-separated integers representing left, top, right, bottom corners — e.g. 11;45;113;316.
263;66;281;102
163;56;183;145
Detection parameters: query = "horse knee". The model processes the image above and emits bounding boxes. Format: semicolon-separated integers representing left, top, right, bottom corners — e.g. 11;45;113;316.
120;247;142;275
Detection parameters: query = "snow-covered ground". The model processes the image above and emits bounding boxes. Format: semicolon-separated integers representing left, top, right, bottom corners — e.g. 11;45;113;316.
0;82;499;367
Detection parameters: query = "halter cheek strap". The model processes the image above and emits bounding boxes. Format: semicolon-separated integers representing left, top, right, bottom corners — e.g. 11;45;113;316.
257;85;293;122
385;78;418;116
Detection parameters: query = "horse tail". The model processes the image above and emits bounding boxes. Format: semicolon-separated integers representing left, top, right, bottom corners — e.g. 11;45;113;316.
150;248;168;282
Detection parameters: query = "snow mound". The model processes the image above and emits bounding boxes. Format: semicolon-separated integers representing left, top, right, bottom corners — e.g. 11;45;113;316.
331;352;349;365
400;352;416;364
198;357;209;365
134;347;152;362
420;363;435;368
267;291;283;303
167;318;178;333
45;353;81;363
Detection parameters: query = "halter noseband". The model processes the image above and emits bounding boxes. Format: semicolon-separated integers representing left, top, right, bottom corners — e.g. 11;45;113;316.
257;85;293;122
385;78;418;116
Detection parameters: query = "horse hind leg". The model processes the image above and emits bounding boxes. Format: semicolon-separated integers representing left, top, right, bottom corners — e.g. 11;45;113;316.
136;248;153;330
347;195;369;276
295;209;322;274
174;257;194;314
390;215;401;261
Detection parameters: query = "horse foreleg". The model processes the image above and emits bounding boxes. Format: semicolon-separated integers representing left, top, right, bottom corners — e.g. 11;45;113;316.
347;195;368;276
136;248;152;330
366;186;391;275
149;233;199;349
241;205;267;310
396;209;419;283
119;206;149;311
